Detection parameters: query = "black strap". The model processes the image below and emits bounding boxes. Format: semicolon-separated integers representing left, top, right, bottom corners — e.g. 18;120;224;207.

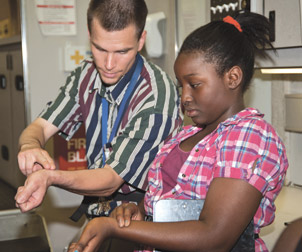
70;191;145;222
113;190;145;202
69;196;98;222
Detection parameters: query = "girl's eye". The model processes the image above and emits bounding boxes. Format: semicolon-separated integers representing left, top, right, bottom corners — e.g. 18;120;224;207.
190;83;201;88
176;81;182;88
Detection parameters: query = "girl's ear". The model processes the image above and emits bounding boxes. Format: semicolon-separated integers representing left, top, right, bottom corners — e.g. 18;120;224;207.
225;66;243;90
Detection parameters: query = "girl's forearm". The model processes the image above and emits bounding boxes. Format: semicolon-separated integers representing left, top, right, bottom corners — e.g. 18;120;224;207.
112;219;220;252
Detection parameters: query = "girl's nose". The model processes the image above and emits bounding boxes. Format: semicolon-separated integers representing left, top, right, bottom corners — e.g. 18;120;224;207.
181;86;193;107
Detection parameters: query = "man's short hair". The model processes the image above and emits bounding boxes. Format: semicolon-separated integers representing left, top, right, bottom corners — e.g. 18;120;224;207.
87;0;148;40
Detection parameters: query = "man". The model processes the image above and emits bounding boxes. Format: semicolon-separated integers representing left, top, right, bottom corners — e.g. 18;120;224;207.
15;0;181;247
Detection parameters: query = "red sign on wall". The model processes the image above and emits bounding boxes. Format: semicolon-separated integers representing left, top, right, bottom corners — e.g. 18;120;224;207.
53;125;87;171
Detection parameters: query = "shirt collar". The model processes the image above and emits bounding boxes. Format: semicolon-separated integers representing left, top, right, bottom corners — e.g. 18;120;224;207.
221;107;264;126
181;108;264;137
91;54;141;105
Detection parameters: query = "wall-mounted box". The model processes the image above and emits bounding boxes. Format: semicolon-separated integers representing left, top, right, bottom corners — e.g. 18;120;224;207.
285;93;302;132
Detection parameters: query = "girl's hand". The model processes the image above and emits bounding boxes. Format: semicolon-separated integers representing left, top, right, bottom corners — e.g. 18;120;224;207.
110;202;144;227
68;217;113;252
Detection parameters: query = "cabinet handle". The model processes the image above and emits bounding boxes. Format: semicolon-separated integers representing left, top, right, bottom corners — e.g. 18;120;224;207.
15;75;24;91
269;11;275;42
6;54;13;70
1;145;9;161
0;75;7;89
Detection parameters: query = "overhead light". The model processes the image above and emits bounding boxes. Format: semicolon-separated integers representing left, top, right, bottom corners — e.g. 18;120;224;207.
260;68;302;74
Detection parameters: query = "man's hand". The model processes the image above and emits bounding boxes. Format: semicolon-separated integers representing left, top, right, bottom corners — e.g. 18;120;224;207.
68;217;114;252
18;117;59;176
15;169;51;212
18;146;56;176
110;202;144;227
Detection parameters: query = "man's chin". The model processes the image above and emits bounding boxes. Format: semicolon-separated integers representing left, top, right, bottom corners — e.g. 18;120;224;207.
100;77;120;86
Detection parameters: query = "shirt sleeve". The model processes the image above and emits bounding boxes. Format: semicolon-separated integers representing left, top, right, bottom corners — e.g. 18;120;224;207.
213;118;288;195
39;65;84;140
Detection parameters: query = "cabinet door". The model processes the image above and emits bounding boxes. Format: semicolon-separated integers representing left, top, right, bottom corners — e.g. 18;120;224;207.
0;49;25;189
10;50;26;188
264;0;302;48
0;51;14;185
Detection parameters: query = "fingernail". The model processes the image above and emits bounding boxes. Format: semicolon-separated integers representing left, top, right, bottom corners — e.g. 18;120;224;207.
75;250;79;252
125;220;129;226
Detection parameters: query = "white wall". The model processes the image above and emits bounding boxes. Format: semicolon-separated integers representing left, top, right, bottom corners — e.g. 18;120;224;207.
22;0;91;123
244;70;272;123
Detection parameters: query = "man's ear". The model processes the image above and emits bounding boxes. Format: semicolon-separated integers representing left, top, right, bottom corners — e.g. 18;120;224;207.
226;66;243;90
88;25;91;39
138;30;147;52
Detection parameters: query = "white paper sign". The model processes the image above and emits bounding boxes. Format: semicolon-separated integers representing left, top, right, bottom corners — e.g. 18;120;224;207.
35;0;76;36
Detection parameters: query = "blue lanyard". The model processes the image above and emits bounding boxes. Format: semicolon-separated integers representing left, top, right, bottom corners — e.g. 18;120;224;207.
101;55;143;166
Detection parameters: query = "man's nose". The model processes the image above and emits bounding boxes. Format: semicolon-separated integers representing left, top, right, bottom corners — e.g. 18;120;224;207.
105;53;115;70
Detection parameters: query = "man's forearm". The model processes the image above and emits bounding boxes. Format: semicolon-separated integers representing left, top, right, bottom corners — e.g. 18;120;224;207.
19;118;59;150
15;165;125;212
47;165;124;197
19;123;46;150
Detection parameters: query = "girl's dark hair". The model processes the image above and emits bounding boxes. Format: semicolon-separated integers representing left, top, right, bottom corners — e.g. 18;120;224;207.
87;0;148;40
179;12;275;92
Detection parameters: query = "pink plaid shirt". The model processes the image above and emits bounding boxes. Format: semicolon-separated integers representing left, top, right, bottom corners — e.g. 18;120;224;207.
142;108;288;252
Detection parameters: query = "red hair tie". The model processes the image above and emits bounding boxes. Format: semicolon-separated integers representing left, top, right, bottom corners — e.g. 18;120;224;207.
223;16;242;32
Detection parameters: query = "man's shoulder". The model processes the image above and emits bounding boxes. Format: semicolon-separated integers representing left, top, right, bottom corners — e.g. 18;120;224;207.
141;58;176;95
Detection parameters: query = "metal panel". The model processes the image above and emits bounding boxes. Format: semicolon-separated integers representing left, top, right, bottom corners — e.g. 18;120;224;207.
264;0;302;48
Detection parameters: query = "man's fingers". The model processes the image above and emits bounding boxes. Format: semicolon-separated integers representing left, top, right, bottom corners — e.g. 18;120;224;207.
18;155;26;175
15;186;26;203
15;187;33;212
32;162;43;172
42;153;56;170
18;148;56;176
21;153;38;176
14;175;45;212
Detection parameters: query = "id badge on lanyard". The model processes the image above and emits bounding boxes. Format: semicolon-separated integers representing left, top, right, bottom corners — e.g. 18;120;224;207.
101;55;143;167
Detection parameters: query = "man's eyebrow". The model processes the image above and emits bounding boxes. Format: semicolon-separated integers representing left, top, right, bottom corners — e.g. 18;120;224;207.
91;41;133;53
91;41;104;51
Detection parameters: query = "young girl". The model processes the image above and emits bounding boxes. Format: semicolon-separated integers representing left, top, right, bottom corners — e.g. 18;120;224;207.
69;12;288;252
